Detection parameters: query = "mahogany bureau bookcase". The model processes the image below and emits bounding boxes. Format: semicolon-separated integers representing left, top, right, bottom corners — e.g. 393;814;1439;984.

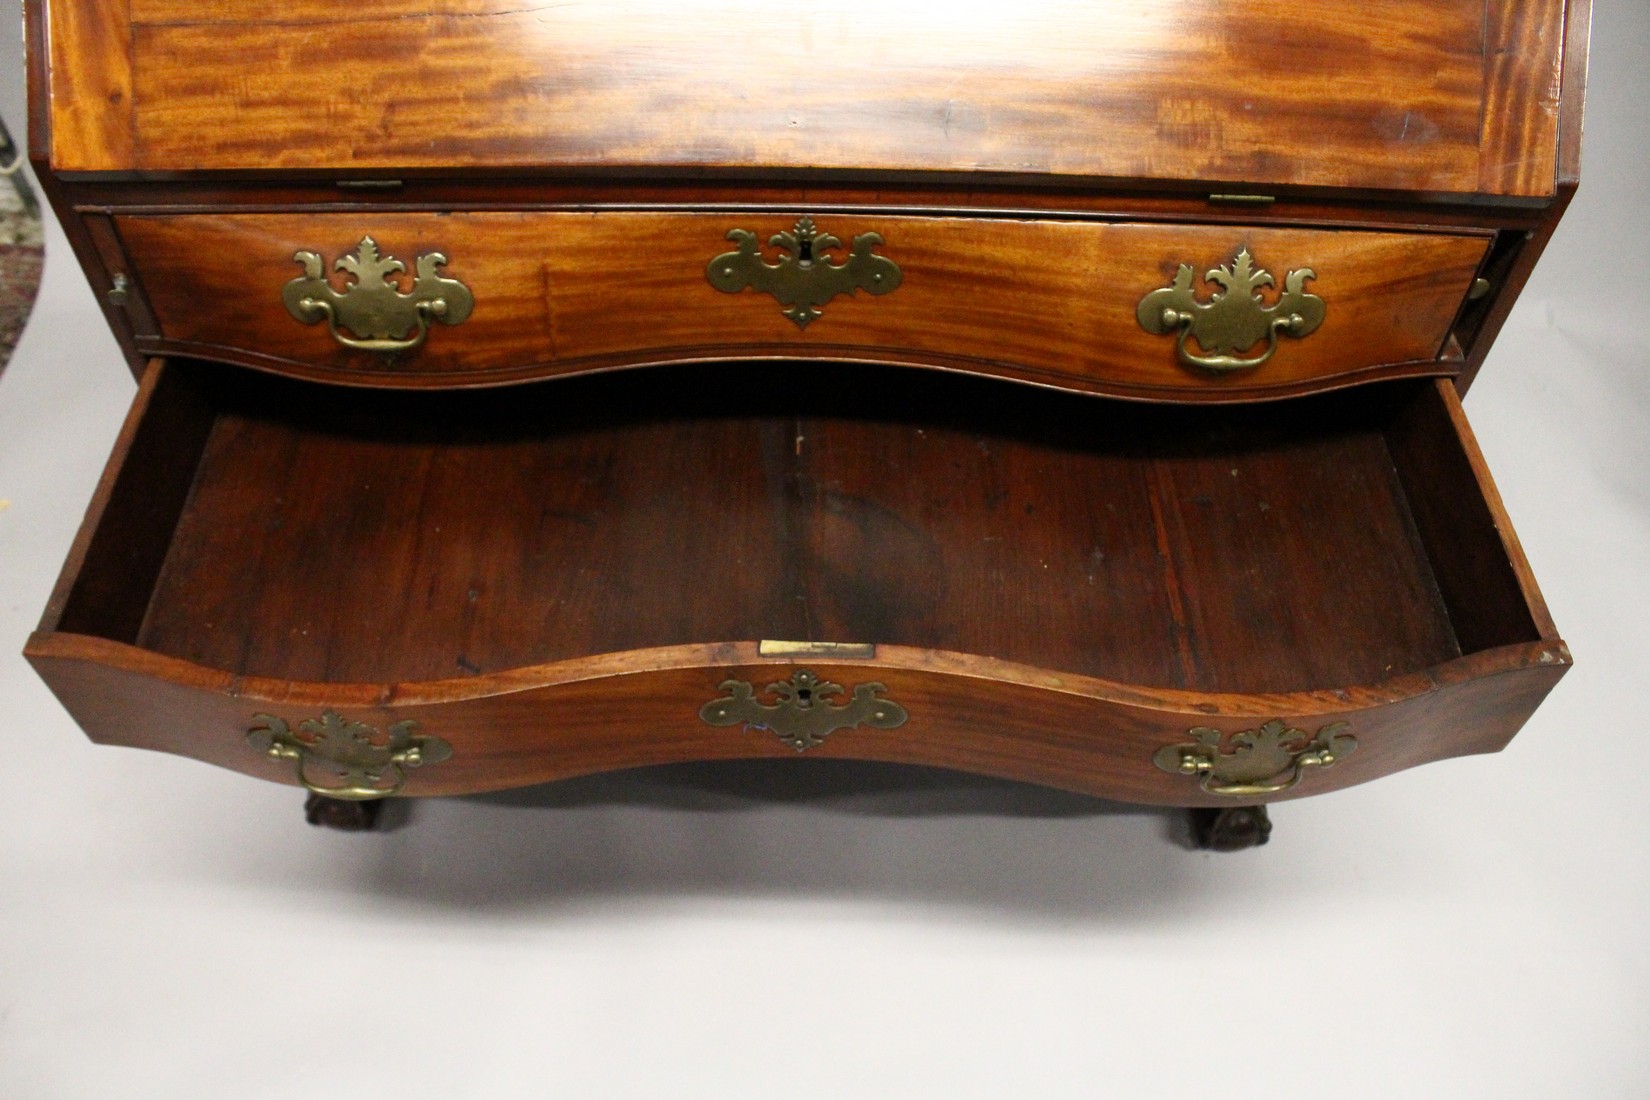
23;0;1586;846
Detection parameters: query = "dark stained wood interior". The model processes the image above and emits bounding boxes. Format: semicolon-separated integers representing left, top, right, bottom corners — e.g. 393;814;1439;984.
53;364;218;643
1387;373;1554;652
56;360;1540;693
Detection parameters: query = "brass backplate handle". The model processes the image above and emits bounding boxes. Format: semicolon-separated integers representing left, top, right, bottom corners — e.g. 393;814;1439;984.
247;710;453;800
308;294;445;354
282;236;473;356
1153;719;1355;798
1137;248;1325;373
707;216;901;329
699;668;908;751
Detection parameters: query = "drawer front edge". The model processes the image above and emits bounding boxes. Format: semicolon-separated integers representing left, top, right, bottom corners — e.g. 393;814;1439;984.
25;637;1570;807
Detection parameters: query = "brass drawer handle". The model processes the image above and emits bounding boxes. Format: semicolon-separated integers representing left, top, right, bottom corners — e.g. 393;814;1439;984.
1154;719;1355;798
699;668;908;751
707;216;902;329
247;710;453;800
282;236;474;355
1137;248;1324;373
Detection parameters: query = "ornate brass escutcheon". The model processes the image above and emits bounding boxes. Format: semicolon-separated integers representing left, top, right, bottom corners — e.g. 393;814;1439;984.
247;709;453;800
282;236;474;355
1153;719;1355;798
698;668;908;751
1136;247;1325;373
706;216;901;329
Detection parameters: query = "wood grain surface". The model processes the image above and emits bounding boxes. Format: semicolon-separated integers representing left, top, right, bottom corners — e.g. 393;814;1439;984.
112;212;1489;397
26;361;1568;803
41;0;131;171
41;0;1566;197
23;0;1585;814
1480;0;1568;195
124;366;1468;691
24;634;1570;806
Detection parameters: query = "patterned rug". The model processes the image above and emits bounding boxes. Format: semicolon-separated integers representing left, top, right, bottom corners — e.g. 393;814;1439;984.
0;168;45;375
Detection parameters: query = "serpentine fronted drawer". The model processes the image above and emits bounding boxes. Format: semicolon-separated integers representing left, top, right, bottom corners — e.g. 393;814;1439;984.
108;213;1491;399
26;358;1567;805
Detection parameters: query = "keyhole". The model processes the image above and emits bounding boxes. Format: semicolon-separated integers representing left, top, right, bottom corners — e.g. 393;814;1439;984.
797;238;813;267
796;687;813;708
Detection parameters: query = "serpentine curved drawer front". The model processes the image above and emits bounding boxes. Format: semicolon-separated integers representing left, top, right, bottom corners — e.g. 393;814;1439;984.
110;212;1491;399
26;358;1567;806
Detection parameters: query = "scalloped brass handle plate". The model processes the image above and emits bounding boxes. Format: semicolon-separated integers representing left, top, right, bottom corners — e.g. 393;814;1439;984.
247;709;453;800
1137;247;1325;373
1153;719;1355;797
706;216;902;329
282;236;474;355
699;668;908;751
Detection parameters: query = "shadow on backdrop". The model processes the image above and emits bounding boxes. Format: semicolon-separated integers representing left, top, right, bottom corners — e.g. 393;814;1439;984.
308;760;1240;923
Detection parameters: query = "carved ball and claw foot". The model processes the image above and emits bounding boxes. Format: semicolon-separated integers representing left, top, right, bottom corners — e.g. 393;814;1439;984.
1190;804;1272;851
304;792;383;831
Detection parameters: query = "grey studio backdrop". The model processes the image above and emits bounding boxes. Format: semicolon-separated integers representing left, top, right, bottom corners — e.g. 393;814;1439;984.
0;3;1646;1097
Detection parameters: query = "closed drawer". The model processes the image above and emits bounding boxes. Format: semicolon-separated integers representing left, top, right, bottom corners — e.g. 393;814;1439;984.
113;212;1490;399
28;358;1566;806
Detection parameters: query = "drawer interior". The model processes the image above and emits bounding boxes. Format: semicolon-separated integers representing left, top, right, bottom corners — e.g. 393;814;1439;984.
50;360;1545;694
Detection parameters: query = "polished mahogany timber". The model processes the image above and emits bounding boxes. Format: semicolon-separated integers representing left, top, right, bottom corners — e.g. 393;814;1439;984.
41;0;1565;196
110;214;1489;397
29;360;1567;806
25;0;1587;841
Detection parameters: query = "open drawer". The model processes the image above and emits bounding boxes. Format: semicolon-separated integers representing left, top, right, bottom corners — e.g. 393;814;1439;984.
26;359;1568;807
